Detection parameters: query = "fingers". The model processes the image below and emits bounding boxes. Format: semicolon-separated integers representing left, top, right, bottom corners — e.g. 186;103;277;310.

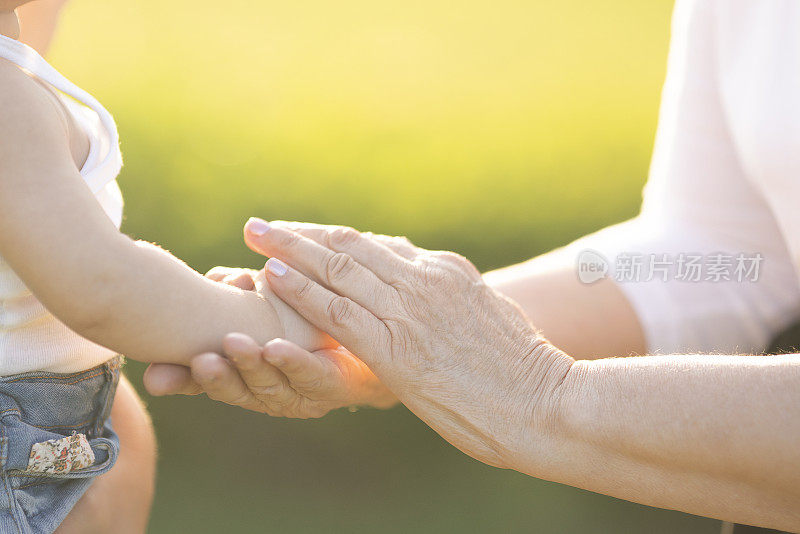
205;266;240;281
244;220;398;312
261;339;335;393
264;258;390;366
267;221;421;260
245;218;412;286
205;266;257;290
222;333;298;408
189;353;260;409
142;363;203;396
251;221;332;246
223;271;256;290
262;221;423;261
427;250;482;280
370;234;419;260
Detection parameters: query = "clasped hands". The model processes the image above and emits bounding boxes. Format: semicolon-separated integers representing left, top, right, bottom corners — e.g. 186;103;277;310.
142;219;571;469
143;221;426;418
143;262;398;419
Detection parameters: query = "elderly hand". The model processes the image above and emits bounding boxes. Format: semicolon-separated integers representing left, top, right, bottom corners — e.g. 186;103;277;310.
241;219;575;467
142;266;396;418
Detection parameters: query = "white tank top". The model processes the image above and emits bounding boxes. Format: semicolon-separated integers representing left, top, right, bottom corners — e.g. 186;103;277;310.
0;33;124;374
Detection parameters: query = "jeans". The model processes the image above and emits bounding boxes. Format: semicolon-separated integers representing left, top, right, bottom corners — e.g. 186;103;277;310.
0;357;121;534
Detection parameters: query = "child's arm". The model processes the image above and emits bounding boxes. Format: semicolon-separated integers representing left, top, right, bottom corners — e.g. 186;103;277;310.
0;65;328;364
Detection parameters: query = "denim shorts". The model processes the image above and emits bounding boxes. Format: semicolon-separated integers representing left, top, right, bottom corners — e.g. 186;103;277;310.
0;357;121;534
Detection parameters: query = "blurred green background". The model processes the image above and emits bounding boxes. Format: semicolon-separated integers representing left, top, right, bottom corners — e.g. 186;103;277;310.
49;0;722;532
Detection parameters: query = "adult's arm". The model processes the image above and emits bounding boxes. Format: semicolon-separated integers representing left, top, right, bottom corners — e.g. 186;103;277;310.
144;0;800;407
486;0;800;360
244;219;800;531
483;256;646;359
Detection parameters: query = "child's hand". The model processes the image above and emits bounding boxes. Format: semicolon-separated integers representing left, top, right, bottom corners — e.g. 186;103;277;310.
208;264;335;352
144;265;396;416
189;333;396;418
205;266;258;291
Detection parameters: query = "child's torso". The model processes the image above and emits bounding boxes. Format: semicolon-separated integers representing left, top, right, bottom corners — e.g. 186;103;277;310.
0;34;124;374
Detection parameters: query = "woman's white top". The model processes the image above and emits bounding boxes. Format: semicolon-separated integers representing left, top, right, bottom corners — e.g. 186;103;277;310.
0;34;123;374
568;0;800;354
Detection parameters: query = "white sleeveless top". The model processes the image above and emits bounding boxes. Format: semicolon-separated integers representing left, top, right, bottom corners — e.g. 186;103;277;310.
0;34;124;374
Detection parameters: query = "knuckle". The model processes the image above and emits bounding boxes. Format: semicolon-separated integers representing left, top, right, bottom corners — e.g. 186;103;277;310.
396;236;414;248
277;229;300;248
294;278;315;300
440;251;468;266
423;251;481;283
435;251;476;273
324;252;357;286
379;234;416;254
326;296;354;326
327;227;360;250
421;263;449;287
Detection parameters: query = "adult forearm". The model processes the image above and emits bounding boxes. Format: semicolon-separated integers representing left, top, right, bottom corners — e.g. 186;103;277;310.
230;221;800;528
513;351;800;530
484;252;646;359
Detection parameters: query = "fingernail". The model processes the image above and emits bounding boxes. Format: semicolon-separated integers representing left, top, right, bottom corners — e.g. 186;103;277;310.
266;258;288;276
247;217;270;236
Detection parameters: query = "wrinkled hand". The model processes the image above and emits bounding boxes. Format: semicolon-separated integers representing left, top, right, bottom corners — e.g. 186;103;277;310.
240;220;574;467
142;266;396;418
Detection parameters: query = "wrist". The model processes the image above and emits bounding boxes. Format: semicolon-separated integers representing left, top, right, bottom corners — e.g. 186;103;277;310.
496;339;579;473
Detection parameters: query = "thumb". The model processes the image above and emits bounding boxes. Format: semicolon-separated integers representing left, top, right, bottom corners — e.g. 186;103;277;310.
143;363;203;396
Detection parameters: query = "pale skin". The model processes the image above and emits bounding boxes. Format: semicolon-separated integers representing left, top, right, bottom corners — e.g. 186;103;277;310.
148;220;800;531
2;4;155;532
8;1;797;530
0;61;329;362
146;229;645;416
0;1;331;530
0;2;332;364
0;1;338;362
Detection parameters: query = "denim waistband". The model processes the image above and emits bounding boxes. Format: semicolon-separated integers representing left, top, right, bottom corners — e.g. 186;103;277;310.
0;357;121;472
0;357;122;533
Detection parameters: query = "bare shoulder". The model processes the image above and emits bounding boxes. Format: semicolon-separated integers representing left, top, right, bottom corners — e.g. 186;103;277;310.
0;57;71;159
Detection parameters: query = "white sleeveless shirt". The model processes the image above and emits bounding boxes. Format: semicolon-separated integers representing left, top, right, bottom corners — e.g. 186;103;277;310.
0;34;124;374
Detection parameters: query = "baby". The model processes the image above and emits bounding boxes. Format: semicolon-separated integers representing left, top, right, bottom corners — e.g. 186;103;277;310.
0;1;334;532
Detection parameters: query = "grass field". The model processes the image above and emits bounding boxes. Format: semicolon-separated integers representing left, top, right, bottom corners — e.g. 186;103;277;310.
49;0;722;531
